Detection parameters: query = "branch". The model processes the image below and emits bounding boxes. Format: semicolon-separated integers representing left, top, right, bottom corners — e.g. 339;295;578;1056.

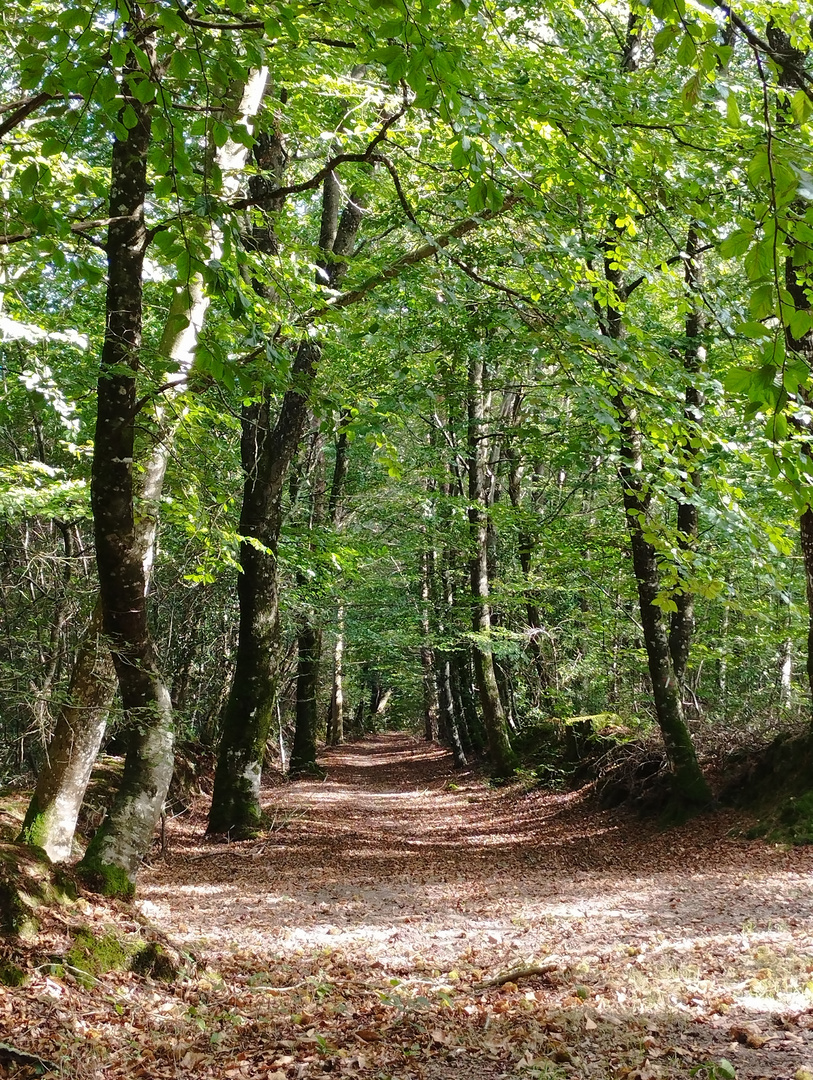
722;5;813;98
308;194;522;319
0;215;133;248
0;92;53;140
623;243;714;299
471;962;558;991
175;1;355;45
446;254;553;319
232;109;406;210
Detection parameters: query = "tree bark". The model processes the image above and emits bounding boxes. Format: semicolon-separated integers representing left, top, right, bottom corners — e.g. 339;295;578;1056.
76;21;175;895
19;602;115;859
208;167;365;829
467;352;517;777
327;605;345;746
326;424;350;746
208;347;318;834
668;227;706;686
768;24;813;712
290;435;327;776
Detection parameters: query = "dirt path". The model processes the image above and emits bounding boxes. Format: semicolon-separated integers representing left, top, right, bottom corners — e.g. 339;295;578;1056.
137;734;813;1079
6;733;813;1079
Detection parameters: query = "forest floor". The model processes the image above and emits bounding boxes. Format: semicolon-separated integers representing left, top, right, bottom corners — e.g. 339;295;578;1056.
4;733;813;1080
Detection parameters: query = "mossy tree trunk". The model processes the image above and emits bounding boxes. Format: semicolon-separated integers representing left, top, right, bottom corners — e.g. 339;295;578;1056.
326;425;350;746
77;21;175;895
19;603;114;860
668;227;706;688
209;166;364;827
767;24;813;715
208;358;317;834
327;606;345;746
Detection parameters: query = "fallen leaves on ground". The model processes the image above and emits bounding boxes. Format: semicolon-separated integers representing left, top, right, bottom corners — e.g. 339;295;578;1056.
3;733;813;1079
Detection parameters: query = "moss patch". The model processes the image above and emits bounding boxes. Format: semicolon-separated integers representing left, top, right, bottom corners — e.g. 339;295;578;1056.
76;835;135;899
0;842;73;938
0;959;26;986
130;941;178;982
65;926;130;986
723;731;813;844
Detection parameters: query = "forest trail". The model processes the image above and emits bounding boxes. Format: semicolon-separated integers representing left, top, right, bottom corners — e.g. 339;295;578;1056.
7;734;813;1080
133;733;813;1080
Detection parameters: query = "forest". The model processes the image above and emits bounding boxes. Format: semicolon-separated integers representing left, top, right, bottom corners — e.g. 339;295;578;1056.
3;0;813;1075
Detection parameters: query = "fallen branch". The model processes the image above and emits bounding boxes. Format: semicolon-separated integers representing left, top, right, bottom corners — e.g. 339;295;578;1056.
471;961;558;990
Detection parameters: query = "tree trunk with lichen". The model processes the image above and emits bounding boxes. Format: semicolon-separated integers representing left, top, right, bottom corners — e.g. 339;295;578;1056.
75;22;174;897
209;174;364;829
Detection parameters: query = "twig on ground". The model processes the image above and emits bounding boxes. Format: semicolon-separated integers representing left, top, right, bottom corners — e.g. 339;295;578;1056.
471;962;558;990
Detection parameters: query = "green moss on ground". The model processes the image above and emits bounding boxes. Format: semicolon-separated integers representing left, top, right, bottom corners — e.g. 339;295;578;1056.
724;731;813;845
65;926;130;986
75;839;135;900
0;959;27;986
130;941;178;982
0;842;73;938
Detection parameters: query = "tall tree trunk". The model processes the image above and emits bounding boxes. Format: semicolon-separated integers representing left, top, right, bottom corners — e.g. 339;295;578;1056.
506;424;558;713
327;605;345;746
767;25;813;712
420;541;440;742
326;424;350;746
19;602;114;859
208;349;317;835
467;353;517;777
208;180;364;832
589;9;709;808
290;435;327;776
75;22;174;895
668;227;706;686
19;69;268;864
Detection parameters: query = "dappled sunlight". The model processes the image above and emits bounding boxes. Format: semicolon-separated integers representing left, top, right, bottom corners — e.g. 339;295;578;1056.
136;733;813;1077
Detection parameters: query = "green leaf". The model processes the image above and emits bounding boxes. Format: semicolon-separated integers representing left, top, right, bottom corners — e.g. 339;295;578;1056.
792;90;813;126
766;412;788;441
726;92;740;128
122;104;139;130
212;121;229;148
749;284;774;320
676;33;697;66
790;309;813;340
783;358;810;393
653;25;678;55
19;163;39;196
723;366;755;394
737;320;771;339
130;78;155;104
747;150;770;189
719;230;751;259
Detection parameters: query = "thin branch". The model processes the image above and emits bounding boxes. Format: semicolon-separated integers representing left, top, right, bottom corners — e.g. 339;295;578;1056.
231;109;407;210
175;1;355;45
308;194;522;319
0;215;133;248
723;6;813;99
0;92;52;140
623;243;714;299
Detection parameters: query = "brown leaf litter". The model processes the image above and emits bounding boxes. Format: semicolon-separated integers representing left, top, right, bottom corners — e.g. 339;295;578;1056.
3;732;813;1079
